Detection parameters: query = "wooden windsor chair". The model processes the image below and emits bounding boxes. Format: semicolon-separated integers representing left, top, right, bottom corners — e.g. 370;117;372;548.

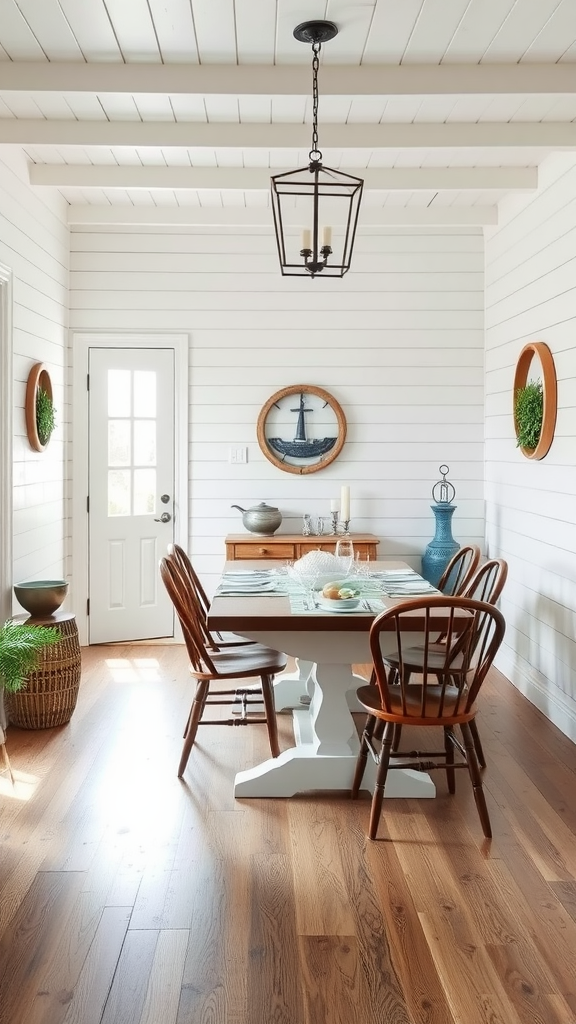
352;595;506;840
366;545;481;689
436;544;481;596
167;543;255;647
160;555;286;777
387;558;508;764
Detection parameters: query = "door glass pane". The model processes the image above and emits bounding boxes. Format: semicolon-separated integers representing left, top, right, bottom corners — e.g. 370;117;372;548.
108;470;131;516
134;469;156;515
134;420;156;466
134;371;156;417
108;420;131;466
108;370;131;416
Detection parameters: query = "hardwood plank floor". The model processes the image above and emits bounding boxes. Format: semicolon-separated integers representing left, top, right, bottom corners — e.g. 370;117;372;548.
1;644;576;1024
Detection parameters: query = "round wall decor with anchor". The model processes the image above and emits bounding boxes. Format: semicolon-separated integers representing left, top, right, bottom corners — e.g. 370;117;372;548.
513;341;557;460
25;362;55;452
257;384;346;475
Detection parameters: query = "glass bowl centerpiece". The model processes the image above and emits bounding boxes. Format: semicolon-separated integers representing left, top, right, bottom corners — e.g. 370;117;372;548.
288;550;346;592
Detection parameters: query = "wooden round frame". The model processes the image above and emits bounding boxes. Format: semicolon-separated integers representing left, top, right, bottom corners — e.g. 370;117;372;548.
25;362;54;452
513;341;557;460
257;384;347;475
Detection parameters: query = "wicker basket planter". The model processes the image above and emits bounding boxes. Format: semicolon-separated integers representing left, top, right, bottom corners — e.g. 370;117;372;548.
5;613;81;729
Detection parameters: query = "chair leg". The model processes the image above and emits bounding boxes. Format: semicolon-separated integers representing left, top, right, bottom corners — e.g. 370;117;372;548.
469;718;486;769
351;714;376;798
460;722;492;839
391;723;402;751
178;680;209;778
444;726;456;794
368;722;394;840
368;714;383;740
260;674;280;758
1;740;15;786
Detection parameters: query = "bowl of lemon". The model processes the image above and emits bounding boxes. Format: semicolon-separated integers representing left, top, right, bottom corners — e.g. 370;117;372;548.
319;581;361;611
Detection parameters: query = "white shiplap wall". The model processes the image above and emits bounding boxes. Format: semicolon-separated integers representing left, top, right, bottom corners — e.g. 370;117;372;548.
0;147;69;601
69;224;485;596
485;151;576;742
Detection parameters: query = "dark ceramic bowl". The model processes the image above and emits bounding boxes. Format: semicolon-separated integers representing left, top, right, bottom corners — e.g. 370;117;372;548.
14;580;69;617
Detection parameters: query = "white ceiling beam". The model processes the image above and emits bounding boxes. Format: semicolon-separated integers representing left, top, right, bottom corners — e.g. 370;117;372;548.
0;62;574;97
30;164;537;192
5;120;576;148
66;205;497;227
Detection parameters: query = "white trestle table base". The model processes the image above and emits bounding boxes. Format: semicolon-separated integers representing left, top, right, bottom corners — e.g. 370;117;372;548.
233;629;436;800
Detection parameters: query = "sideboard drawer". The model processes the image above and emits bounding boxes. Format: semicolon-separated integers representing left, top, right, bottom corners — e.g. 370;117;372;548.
225;533;379;562
232;542;296;560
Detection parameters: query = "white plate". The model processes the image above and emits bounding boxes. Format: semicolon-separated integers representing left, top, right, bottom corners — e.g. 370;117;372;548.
385;587;437;595
224;570;273;576
318;598;363;614
218;579;278;594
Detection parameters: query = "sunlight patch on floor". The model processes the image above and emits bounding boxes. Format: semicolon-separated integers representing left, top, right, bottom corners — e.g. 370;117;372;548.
105;657;161;683
0;769;39;801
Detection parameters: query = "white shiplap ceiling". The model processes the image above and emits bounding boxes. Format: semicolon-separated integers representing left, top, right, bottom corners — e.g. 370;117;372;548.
2;0;576;225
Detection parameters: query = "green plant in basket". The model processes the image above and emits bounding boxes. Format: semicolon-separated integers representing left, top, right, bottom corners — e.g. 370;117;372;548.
36;386;56;446
0;620;60;694
514;378;543;450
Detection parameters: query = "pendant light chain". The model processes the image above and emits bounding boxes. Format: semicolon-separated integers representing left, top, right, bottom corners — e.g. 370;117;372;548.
310;41;322;163
270;20;363;277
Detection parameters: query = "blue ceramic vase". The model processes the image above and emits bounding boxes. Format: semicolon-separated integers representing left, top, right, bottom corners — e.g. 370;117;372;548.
421;503;459;588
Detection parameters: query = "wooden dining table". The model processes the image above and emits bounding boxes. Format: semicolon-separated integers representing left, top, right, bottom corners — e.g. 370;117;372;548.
208;559;457;799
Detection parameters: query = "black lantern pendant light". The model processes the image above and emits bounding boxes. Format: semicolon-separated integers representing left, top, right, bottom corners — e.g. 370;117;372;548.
271;21;364;278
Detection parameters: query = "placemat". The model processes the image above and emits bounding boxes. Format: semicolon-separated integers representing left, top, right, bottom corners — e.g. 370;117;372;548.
288;594;387;615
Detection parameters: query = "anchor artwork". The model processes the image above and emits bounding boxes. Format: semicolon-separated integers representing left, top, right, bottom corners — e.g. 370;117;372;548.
257;384;347;475
268;392;337;460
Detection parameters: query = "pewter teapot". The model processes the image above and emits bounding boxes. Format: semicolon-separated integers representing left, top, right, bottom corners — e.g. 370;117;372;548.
231;501;282;536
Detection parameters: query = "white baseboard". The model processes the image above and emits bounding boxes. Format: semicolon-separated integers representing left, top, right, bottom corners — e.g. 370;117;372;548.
495;649;576;746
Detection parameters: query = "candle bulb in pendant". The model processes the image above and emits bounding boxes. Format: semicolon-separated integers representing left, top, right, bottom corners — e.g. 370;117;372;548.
322;225;332;248
301;228;311;250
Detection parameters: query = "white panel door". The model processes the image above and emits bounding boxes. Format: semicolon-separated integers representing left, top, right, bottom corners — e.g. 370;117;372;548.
88;347;175;643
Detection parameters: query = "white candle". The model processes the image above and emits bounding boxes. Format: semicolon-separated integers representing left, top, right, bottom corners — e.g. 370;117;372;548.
340;485;350;521
322;225;332;247
330;498;339;512
301;228;311;250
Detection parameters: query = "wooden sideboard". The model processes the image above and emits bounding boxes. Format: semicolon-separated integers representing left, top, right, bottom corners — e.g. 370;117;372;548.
225;533;380;561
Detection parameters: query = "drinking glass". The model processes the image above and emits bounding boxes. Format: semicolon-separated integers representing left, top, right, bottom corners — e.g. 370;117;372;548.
355;551;371;579
335;538;354;577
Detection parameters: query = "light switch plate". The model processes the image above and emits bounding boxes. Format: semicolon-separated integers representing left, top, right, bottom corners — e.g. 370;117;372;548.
229;446;248;464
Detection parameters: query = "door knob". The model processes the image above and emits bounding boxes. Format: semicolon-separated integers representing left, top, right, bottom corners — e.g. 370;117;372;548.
154;511;172;523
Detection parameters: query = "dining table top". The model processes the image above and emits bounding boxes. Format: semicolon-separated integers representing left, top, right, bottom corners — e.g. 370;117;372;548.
207;559;461;634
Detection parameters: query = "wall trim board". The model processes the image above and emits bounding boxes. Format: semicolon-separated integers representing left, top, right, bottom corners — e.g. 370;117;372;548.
71;332;189;646
0;262;12;624
495;648;576;746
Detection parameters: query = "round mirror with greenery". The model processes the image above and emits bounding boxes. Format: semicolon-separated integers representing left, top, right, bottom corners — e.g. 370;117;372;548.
515;379;543;450
513;342;557;460
25;363;57;452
